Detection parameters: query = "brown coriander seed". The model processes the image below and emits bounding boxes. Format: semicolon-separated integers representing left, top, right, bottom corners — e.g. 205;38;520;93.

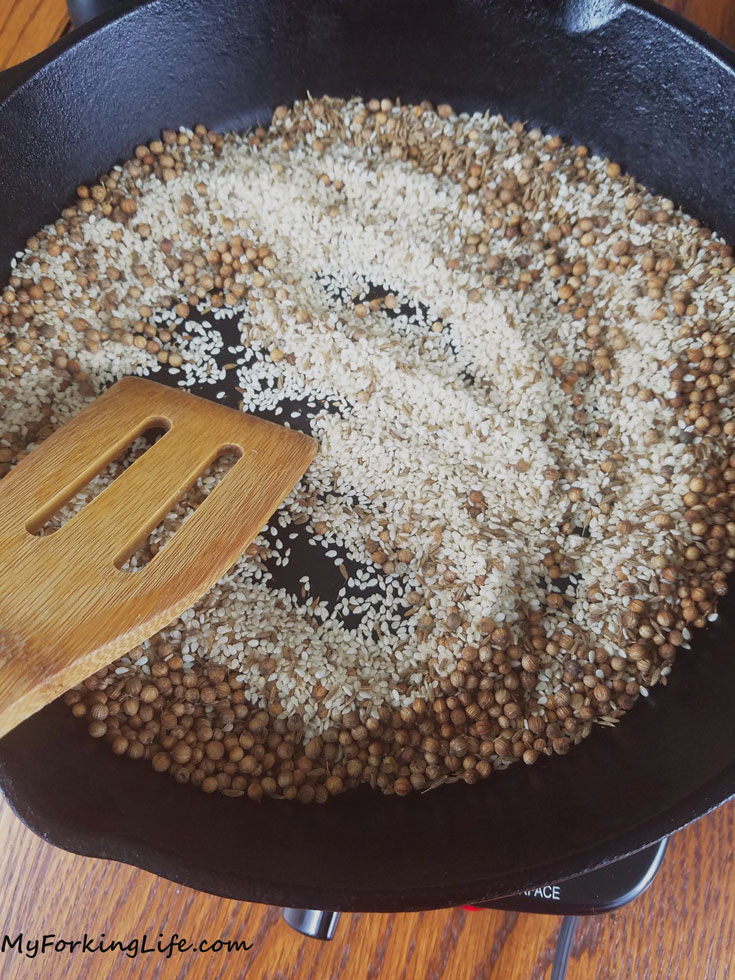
140;684;159;703
261;777;278;796
111;736;129;755
172;742;193;764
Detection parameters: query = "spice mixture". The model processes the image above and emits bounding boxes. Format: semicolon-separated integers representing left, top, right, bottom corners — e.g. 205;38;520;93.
1;97;734;803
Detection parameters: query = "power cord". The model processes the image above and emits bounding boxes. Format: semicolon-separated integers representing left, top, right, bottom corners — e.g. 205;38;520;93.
550;916;578;980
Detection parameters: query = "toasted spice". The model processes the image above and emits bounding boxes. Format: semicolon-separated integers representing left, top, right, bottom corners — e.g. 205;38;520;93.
3;97;735;802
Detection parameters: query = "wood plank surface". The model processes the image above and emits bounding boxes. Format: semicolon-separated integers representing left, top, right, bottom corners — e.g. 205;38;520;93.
662;0;735;45
0;798;732;980
0;0;68;70
0;3;734;980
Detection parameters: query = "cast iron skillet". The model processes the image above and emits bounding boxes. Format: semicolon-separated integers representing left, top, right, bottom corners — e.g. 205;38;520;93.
0;0;734;912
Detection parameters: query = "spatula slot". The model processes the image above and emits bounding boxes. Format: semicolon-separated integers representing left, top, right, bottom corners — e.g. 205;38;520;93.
27;423;170;537
117;448;243;572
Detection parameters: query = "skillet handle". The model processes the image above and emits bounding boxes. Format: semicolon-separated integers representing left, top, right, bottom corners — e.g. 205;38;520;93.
553;0;624;34
66;0;144;29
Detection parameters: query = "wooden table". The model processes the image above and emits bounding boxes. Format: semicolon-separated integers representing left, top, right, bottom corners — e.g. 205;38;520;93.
1;3;734;978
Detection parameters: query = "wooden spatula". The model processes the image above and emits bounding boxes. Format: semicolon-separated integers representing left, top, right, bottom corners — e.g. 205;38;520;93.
0;377;317;739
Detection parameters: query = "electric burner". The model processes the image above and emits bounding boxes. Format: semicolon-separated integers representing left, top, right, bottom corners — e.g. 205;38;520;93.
467;837;668;915
282;839;668;975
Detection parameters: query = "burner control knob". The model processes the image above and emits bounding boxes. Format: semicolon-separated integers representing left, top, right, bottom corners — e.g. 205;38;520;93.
282;908;341;940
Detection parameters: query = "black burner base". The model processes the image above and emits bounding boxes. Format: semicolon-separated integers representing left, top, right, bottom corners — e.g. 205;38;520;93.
466;838;668;916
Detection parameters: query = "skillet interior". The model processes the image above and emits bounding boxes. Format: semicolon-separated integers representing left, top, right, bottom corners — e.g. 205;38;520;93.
0;0;734;910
